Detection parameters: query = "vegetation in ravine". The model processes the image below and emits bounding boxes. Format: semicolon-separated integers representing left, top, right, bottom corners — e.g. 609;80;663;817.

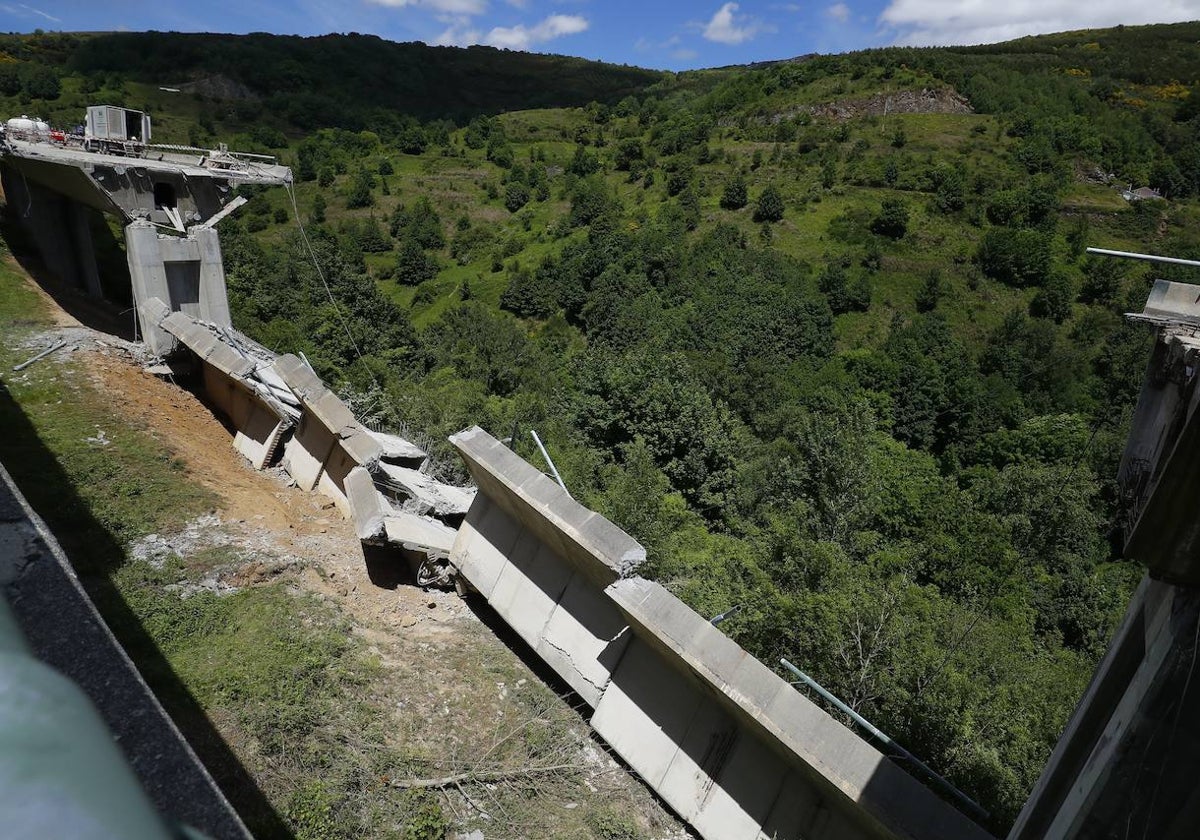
8;21;1200;833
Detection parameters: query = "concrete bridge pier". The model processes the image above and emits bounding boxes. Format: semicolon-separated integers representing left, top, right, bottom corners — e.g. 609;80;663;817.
125;220;232;356
1;163;102;297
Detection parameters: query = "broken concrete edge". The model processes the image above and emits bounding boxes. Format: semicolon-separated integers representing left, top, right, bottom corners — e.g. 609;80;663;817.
605;577;994;840
383;511;458;555
1139;278;1200;324
368;429;428;463
160;312;255;380
138;297;172;330
376;462;476;518
448;426;645;583
344;466;387;542
274;354;382;469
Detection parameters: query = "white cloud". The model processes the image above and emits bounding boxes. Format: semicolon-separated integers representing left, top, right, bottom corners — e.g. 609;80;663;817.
484;13;590;49
434;21;483;45
880;0;1200;46
367;0;488;15
826;2;851;22
702;2;768;44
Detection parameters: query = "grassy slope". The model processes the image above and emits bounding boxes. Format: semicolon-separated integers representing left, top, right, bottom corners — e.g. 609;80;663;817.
0;250;678;839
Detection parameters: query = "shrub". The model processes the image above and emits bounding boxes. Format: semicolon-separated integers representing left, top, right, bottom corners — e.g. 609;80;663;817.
720;175;748;210
504;182;530;213
870;198;908;238
753;185;785;222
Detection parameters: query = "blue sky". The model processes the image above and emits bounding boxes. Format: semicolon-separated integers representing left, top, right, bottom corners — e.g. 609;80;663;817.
2;1;1199;70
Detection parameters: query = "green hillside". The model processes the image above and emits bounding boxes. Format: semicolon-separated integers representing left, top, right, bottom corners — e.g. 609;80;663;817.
6;22;1200;834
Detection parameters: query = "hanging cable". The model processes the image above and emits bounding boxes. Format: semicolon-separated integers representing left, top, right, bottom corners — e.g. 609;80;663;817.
284;181;378;390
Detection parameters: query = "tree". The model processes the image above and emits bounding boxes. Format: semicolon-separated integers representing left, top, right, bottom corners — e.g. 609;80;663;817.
915;270;943;313
504;182;530;213
346;169;374;208
933;166;965;212
310;193;326;224
391;198;445;249
614;138;645;171
487;137;514;168
753;186;785;223
567;144;600;176
976;228;1053;287
819;264;871;314
871;198;908;238
720;175;748;210
19;64;59;100
395;239;438;285
1030;271;1075;323
568;177;614;227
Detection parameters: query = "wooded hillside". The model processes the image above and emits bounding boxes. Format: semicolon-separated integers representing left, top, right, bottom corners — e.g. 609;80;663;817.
6;22;1200;834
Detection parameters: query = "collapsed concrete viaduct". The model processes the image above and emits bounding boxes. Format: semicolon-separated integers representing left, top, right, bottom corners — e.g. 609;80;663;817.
8;111;1200;840
0;122;291;355
448;426;993;840
129;294;996;839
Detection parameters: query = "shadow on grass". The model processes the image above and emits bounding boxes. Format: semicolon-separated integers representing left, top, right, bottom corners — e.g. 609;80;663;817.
4;210;137;340
0;375;292;838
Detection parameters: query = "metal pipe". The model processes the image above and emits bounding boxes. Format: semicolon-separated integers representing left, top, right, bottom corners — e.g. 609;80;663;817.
710;604;742;625
779;658;988;822
529;429;567;493
1086;247;1200;268
12;339;66;372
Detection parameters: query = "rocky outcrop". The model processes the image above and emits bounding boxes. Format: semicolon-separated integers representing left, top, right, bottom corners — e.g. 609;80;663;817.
765;86;973;124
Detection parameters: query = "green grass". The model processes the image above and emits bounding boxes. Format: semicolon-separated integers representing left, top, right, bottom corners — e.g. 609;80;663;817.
0;249;391;838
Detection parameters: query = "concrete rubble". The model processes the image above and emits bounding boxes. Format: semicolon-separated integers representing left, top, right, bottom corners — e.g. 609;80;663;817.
138;299;472;572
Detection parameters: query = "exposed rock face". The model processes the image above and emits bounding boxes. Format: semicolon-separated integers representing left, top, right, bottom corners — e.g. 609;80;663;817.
764;86;973;124
178;74;259;101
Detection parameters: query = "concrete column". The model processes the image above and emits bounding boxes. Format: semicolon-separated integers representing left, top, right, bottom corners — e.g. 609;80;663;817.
125;221;175;355
2;167;82;292
67;200;103;297
125;221;234;356
192;226;232;328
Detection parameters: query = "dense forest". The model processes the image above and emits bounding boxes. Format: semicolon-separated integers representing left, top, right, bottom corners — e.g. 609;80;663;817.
7;22;1200;833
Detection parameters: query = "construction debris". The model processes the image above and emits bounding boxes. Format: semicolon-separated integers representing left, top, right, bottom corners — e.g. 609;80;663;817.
139;300;476;583
12;338;67;371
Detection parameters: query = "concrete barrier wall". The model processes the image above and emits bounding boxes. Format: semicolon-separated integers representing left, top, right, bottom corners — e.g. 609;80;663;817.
448;426;994;840
272;354;382;516
155;309;291;471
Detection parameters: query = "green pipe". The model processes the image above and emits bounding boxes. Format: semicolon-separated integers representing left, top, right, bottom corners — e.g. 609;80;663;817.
780;657;988;822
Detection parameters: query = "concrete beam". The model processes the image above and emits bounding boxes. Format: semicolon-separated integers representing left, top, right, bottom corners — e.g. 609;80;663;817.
383;512;457;556
448;428;992;840
604;578;992;840
451;494;631;707
345;466;387;542
271;354;382;510
449;426;644;586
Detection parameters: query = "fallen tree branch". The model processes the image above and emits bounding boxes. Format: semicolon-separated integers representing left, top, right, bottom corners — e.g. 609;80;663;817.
389;764;579;791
